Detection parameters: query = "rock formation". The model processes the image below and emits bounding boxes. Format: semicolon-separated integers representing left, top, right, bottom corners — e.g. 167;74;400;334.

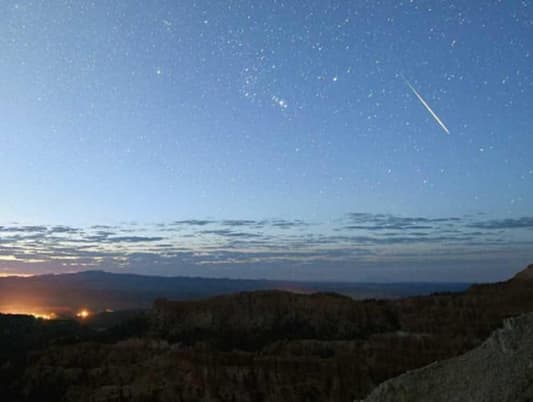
512;263;533;281
363;313;533;402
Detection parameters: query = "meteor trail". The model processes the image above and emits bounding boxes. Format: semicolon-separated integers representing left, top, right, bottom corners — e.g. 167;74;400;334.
401;74;450;135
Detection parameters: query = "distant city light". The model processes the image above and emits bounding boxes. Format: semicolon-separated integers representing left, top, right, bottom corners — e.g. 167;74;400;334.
0;310;57;320
33;312;57;320
76;309;90;319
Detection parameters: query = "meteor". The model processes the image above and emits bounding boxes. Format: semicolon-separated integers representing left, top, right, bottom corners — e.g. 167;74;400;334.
401;74;450;135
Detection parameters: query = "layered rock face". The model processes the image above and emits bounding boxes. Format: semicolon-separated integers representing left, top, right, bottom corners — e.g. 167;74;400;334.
151;291;398;349
363;313;533;402
23;340;360;402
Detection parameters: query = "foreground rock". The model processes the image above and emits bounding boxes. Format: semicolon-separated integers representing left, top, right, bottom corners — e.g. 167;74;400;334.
363;313;533;402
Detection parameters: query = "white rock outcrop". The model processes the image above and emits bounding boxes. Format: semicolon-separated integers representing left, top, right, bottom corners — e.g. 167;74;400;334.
363;313;533;402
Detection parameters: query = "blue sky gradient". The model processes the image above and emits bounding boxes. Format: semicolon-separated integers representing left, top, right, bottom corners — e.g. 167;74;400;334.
0;1;532;280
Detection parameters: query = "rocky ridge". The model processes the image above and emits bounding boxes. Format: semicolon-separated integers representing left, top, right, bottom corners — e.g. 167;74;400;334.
512;263;533;281
363;312;533;402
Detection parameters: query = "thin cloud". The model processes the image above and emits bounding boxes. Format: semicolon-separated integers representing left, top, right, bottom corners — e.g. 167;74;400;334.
171;219;215;226
467;217;533;230
221;219;259;227
0;213;532;279
106;236;165;243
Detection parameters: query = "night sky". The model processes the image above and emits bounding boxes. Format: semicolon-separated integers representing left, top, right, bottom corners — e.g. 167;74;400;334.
1;1;532;281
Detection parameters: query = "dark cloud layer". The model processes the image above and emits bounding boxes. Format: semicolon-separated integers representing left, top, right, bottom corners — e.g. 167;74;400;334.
343;213;462;231
467;217;533;230
172;220;214;226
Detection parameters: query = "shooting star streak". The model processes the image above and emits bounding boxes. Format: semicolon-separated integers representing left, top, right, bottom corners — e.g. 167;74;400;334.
401;74;450;135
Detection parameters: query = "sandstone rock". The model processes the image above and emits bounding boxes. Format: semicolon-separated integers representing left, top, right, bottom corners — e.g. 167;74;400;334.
363;313;533;402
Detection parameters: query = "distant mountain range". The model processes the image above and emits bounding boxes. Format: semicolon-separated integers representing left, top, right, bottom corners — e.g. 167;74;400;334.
0;270;470;314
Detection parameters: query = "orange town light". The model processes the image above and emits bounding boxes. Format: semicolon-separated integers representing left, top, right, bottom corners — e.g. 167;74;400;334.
33;312;57;320
76;309;90;319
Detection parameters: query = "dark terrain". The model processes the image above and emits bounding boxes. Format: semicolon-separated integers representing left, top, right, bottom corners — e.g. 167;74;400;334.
0;270;470;314
1;264;533;401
